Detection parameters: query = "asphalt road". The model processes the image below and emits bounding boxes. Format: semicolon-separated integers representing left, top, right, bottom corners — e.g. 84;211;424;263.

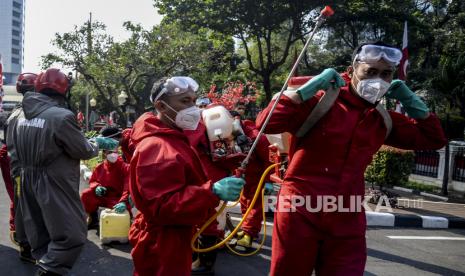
1;177;465;275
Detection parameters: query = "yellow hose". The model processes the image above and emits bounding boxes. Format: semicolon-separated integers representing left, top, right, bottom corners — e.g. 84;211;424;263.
191;163;278;254
225;186;267;256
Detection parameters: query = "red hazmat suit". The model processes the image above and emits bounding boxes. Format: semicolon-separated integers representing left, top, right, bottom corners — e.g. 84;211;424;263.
184;119;271;238
120;128;134;163
256;73;447;275
128;112;219;276
0;144;15;231
185;122;229;237
239;120;271;238
80;157;130;213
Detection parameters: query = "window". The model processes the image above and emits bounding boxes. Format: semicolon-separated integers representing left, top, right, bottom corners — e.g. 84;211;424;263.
12;57;20;64
12;20;21;27
12;48;20;55
13;1;22;9
12;29;20;36
12;39;20;46
12;10;21;18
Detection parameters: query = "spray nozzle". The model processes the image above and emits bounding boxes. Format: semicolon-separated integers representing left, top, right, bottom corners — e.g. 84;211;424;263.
321;6;334;18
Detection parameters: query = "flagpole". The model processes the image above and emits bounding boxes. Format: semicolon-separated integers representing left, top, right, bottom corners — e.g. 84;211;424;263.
395;21;409;114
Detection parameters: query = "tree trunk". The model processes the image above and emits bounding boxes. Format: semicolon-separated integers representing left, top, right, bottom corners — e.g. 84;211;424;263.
262;73;272;104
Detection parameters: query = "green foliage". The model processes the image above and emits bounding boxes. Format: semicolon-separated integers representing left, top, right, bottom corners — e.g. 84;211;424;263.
154;0;325;101
82;156;101;171
84;130;99;139
404;181;441;193
42;0;465;115
365;146;415;187
42;19;235;122
439;114;465;140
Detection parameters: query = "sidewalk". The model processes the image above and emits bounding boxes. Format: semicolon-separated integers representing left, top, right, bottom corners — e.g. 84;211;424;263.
366;187;465;229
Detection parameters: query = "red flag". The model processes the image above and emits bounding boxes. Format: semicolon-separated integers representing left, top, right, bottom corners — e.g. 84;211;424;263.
398;21;409;80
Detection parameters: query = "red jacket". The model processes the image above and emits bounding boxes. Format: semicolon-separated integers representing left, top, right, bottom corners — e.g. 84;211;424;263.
120;128;134;163
256;73;446;235
128;112;219;275
89;157;130;203
129;113;219;225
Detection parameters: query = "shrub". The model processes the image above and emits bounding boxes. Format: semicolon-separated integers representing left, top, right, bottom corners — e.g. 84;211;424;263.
404;181;440;193
365;146;415;188
83;156;101;171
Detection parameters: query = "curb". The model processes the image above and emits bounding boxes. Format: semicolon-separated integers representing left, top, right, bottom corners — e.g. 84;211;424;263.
366;211;465;229
392;186;448;201
229;202;465;229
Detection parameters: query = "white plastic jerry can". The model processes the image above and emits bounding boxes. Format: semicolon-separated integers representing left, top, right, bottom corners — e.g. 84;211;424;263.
202;105;234;141
99;208;130;244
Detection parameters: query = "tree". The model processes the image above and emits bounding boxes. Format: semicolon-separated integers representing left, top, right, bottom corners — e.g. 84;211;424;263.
42;19;235;123
155;0;326;102
431;54;465;117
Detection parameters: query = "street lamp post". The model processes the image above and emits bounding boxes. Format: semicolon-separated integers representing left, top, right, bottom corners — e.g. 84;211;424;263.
86;97;97;131
118;91;129;127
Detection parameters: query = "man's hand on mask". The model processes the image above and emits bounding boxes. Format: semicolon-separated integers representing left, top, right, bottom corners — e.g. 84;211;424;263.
386;80;430;119
297;68;346;101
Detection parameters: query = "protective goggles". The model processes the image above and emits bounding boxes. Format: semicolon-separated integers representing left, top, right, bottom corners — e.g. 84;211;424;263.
354;44;403;65
196;97;211;106
152;76;199;103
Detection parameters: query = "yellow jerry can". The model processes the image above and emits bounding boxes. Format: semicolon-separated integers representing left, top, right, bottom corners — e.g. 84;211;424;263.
99;208;130;244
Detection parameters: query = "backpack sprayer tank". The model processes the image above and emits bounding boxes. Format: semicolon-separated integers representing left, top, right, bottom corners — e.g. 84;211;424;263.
265;76;311;183
202;105;250;162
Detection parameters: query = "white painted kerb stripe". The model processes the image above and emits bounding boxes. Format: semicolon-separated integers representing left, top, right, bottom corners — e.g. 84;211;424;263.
366;211;395;227
387;236;465;241
421;215;449;228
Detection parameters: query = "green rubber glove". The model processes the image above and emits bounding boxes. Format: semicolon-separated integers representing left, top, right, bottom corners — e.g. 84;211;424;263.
91;137;119;151
95;186;107;197
212;177;245;201
113;202;127;213
385;80;429;119
297;68;346;101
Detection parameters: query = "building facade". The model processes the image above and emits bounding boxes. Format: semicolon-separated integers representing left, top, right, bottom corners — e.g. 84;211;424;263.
0;0;25;84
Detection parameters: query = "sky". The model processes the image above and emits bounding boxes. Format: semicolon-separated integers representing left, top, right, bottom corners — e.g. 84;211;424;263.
24;0;163;72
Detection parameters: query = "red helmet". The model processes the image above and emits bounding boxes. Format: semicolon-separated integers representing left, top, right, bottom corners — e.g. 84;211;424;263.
16;73;38;93
35;68;69;96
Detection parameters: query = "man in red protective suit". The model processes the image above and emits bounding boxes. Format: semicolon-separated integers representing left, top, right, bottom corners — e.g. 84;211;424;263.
184;121;229;275
119;128;133;163
257;41;447;275
128;76;245;276
235;118;272;248
80;140;130;227
184;109;271;274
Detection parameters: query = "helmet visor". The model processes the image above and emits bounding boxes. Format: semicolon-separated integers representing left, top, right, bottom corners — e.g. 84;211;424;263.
355;45;403;65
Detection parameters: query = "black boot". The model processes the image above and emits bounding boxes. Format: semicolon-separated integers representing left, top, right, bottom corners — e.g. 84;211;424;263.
87;212;99;230
19;243;36;264
191;235;218;276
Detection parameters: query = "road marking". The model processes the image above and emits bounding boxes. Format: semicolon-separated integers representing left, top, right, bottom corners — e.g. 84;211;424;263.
258;253;271;261
413;200;465;206
229;216;274;227
387;236;465;240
